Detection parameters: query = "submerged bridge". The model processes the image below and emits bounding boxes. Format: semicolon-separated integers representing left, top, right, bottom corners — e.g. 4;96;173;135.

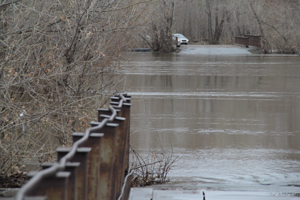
235;35;261;48
10;93;132;200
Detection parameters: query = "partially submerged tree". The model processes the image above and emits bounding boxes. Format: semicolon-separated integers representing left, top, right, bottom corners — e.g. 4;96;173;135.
145;0;176;52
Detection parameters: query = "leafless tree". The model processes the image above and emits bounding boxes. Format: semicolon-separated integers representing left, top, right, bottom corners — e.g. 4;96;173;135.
0;0;150;176
144;0;175;52
168;0;300;53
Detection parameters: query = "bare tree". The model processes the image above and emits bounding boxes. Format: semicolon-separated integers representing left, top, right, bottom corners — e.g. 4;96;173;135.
205;0;226;44
148;0;176;52
0;0;150;176
168;0;300;53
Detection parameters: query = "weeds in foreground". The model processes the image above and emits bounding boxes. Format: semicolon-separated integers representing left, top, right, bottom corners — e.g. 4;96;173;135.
130;146;179;187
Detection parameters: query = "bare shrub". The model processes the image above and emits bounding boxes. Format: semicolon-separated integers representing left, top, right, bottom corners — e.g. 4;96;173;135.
130;146;179;187
0;0;147;177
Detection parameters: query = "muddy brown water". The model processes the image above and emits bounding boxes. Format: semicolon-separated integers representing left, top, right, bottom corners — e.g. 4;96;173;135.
122;47;300;193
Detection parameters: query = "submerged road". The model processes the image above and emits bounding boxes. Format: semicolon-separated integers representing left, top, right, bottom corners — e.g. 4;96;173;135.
178;45;254;55
123;45;300;199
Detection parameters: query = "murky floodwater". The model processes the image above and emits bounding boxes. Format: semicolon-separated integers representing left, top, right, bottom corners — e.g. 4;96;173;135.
122;48;300;193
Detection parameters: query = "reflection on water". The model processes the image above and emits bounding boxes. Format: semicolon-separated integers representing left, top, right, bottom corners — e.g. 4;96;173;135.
122;52;300;192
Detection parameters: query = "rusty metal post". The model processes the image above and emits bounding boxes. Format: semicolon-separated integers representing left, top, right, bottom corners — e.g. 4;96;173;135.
90;122;118;200
41;162;80;200
99;114;127;199
72;132;103;200
245;35;261;48
26;171;70;200
111;100;131;177
111;96;131;104
57;147;91;200
110;96;120;102
97;108;110;121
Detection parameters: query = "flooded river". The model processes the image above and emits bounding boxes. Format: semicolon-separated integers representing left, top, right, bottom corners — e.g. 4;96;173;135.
122;46;300;193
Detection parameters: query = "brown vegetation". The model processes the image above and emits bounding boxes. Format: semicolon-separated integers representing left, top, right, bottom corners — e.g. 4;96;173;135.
130;146;179;187
0;0;148;178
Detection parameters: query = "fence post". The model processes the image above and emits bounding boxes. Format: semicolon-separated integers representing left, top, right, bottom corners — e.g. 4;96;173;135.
72;132;103;200
110;96;131;104
89;123;118;200
99;114;127;199
111;100;131;177
57;147;91;200
97;109;111;121
26;171;70;200
15;94;133;200
41;162;80;200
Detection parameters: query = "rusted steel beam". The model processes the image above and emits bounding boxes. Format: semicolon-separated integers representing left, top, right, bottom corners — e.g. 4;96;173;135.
41;162;80;200
72;132;103;200
57;147;91;200
111;100;131;178
16;94;132;200
245;35;261;48
111;96;131;103
235;36;249;47
98;114;127;199
235;35;261;48
26;171;70;200
97;108;121;122
89;122;118;200
97;108;111;121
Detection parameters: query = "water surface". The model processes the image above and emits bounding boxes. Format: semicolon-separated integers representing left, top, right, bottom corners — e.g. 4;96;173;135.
122;49;300;192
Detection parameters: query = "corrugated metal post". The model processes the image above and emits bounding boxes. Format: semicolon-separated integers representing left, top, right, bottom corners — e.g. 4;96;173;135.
72;132;103;200
99;114;126;199
41;162;80;200
90;122;118;200
57;147;91;200
26;171;70;200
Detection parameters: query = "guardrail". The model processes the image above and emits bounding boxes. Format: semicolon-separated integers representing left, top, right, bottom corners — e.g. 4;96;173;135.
235;35;261;48
15;93;132;200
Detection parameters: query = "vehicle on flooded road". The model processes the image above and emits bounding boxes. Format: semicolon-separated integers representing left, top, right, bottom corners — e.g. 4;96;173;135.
172;33;189;45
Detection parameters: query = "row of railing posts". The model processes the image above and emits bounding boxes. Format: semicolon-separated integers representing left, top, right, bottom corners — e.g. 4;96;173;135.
15;93;132;200
235;35;261;48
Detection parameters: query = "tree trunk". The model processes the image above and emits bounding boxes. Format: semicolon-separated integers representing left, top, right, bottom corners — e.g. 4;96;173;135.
212;8;225;44
249;2;271;52
205;0;212;43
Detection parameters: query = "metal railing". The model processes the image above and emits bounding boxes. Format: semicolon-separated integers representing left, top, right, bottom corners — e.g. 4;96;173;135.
235;35;261;48
15;93;132;200
245;35;261;48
